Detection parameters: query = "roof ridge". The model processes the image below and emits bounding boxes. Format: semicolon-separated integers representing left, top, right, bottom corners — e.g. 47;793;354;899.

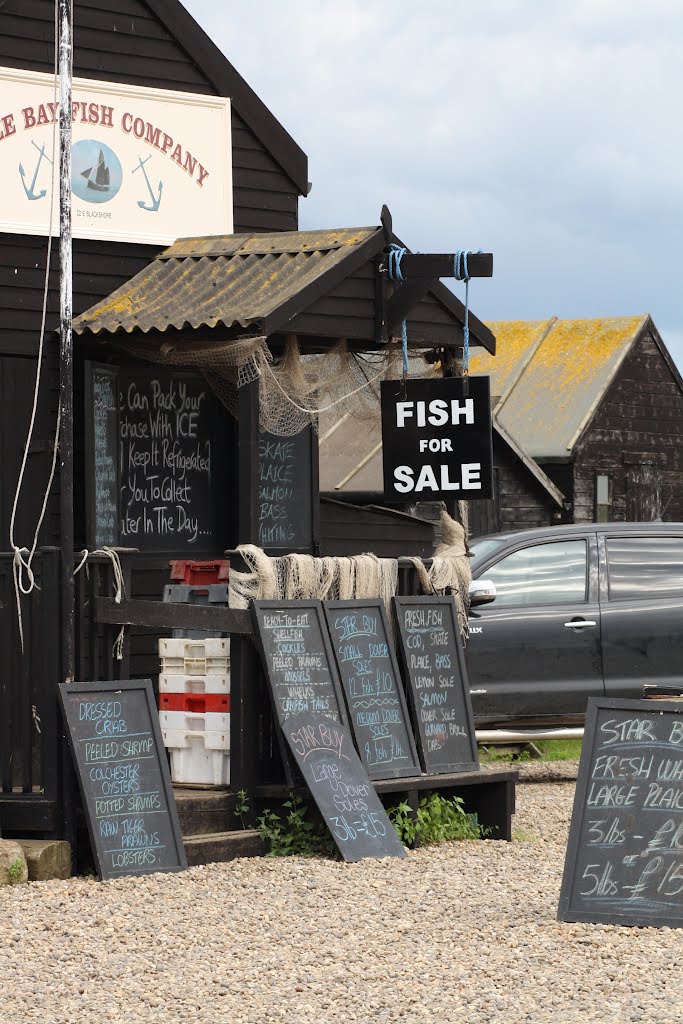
494;315;557;415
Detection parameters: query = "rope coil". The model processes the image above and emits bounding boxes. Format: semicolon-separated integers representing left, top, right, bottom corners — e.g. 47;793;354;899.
75;547;126;660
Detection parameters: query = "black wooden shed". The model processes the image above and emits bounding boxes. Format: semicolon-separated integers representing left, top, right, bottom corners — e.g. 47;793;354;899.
0;1;503;844
471;315;683;526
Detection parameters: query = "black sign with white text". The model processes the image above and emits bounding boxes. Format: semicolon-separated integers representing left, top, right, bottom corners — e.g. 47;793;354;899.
558;698;683;929
380;376;493;502
58;679;187;880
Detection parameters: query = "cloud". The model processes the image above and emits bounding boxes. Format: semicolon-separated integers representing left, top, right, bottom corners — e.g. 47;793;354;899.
182;0;683;368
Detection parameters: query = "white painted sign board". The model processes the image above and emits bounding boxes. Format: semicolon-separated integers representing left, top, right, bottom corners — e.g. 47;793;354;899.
0;66;232;245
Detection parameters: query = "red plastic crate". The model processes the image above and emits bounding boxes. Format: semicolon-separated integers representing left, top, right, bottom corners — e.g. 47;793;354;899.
159;692;230;714
168;560;230;585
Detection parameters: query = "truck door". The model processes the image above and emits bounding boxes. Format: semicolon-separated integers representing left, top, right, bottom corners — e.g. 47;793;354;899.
600;532;683;698
467;534;604;725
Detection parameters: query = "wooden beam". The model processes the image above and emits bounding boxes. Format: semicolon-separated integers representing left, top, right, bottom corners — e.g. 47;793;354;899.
398;252;493;279
95;598;254;636
386;278;435;332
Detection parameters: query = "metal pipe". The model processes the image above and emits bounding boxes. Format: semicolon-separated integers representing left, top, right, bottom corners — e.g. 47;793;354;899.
476;727;584;745
58;0;74;685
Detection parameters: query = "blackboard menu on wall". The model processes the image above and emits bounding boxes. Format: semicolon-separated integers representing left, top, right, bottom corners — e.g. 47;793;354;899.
558;698;683;929
118;369;215;551
283;712;406;861
87;364;119;548
394;597;479;774
252;600;348;728
86;363;221;552
324;600;421;781
58;680;187;880
258;428;314;552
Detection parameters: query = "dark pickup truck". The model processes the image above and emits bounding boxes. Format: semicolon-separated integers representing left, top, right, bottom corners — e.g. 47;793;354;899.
466;522;683;728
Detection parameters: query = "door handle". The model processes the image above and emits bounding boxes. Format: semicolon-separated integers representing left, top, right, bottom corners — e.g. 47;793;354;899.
564;619;597;629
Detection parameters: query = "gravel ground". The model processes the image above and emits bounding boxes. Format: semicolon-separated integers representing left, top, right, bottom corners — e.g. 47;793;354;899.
1;778;681;1024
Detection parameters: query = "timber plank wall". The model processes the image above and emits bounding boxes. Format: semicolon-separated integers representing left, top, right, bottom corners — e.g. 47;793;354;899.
0;0;300;548
572;330;683;523
468;438;558;539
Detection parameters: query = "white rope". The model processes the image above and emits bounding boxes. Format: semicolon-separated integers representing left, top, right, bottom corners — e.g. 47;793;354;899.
75;547;126;660
10;2;60;653
261;356;386;416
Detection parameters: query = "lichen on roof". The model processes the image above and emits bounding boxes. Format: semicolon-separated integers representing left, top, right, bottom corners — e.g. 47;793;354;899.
477;315;649;459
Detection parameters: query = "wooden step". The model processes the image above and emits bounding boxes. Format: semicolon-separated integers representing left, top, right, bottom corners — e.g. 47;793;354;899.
183;829;265;866
173;786;237;836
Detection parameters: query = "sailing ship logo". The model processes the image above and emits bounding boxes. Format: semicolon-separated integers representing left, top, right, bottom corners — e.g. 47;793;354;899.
71;140;122;204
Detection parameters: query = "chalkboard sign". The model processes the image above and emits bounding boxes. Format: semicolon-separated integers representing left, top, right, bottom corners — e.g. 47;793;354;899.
324;599;421;781
58;680;187;880
118;369;215;551
283;712;406;861
252;600;347;724
558;698;683;929
258;428;315;552
86;363;221;552
394;597;479;774
86;364;119;548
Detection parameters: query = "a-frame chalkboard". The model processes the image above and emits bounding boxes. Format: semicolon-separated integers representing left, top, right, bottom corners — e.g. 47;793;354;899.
283;712;406;861
252;600;348;784
324;599;421;781
394;596;479;774
58;680;187;880
558;697;683;929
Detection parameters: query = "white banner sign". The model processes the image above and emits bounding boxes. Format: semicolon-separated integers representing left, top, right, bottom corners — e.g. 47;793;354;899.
0;66;232;244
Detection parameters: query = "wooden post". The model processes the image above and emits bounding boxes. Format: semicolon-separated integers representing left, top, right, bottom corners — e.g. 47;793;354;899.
58;0;75;686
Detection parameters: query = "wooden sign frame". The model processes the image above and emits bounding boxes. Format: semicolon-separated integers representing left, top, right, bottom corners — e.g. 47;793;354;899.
58;679;187;880
251;600;348;786
393;596;479;774
85;360;120;549
558;697;683;929
323;598;421;781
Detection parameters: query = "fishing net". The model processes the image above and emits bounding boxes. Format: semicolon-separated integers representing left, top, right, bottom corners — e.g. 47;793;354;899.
121;333;438;436
229;506;472;641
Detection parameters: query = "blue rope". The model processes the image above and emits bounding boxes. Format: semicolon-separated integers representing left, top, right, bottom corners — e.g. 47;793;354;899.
387;243;409;375
387;243;406;283
453;250;471;374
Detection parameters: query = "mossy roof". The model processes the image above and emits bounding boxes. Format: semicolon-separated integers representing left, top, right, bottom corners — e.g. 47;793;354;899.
470;315;649;459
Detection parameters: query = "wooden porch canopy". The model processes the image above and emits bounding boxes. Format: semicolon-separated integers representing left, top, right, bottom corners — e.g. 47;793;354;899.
72;221;496;355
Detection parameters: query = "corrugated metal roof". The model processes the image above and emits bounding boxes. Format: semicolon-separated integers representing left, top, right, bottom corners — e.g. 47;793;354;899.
470;316;649;459
73;227;382;337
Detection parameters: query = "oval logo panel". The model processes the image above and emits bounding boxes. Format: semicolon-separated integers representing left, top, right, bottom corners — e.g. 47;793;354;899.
71;140;123;204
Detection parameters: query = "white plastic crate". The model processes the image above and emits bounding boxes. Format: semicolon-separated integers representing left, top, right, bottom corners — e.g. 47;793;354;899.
159;709;230;750
159;673;230;695
167;742;230;786
158;638;230;676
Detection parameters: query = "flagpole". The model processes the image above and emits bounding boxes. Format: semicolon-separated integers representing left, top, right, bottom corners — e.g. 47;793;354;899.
58;0;75;685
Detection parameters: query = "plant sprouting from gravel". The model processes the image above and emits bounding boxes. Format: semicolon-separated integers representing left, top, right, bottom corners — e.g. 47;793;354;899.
389;793;487;846
8;858;24;884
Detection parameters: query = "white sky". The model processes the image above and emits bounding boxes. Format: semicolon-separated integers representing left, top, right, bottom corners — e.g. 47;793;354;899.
182;0;683;369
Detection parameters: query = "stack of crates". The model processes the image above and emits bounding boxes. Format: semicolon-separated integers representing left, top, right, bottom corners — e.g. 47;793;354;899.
158;637;231;785
158;560;231;785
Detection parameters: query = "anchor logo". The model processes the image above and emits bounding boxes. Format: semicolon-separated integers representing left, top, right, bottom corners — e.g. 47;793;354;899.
19;140;53;201
133;155;163;212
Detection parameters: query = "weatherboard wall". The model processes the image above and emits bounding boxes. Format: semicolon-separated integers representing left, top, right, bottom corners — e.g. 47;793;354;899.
0;0;303;549
468;432;559;538
570;329;683;524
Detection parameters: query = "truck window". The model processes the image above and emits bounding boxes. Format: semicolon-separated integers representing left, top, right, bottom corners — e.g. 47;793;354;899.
606;536;683;600
482;540;587;608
